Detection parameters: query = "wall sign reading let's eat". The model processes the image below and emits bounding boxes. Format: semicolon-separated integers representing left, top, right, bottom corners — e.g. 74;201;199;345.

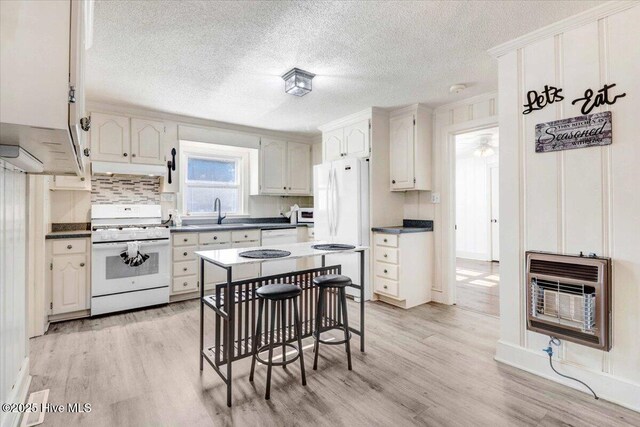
522;83;626;115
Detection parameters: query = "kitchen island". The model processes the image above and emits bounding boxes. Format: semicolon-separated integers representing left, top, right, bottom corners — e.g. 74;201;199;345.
196;241;367;407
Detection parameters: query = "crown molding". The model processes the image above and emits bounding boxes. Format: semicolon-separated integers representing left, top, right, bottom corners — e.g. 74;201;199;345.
433;91;498;113
488;1;638;58
318;107;388;132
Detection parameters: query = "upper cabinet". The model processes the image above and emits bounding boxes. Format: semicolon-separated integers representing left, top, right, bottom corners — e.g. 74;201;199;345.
257;138;311;196
389;105;432;191
90;113;165;166
0;0;91;175
322;119;370;161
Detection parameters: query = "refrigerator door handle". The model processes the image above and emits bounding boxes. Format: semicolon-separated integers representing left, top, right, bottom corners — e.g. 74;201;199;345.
332;167;338;237
327;168;334;236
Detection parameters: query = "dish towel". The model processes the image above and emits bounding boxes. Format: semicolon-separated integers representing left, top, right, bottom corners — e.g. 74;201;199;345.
120;241;149;267
127;241;139;258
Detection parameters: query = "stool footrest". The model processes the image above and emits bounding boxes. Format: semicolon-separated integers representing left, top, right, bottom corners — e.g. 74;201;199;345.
313;325;352;346
255;342;301;367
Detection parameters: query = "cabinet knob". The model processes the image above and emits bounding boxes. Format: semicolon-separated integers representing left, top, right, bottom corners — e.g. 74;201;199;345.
80;262;85;267
288;187;291;190
383;285;388;289
383;254;388;258
283;186;287;190
123;153;128;157
67;244;73;249
244;234;248;238
184;238;188;242
383;238;387;243
183;252;187;256
183;282;188;286
183;267;188;272
132;153;136;157
213;236;217;240
384;269;388;273
392;180;396;184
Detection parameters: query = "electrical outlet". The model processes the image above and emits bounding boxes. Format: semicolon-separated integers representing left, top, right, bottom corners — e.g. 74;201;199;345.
431;192;441;204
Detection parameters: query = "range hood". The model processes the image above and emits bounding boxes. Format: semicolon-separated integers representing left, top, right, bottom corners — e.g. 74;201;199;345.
91;161;166;177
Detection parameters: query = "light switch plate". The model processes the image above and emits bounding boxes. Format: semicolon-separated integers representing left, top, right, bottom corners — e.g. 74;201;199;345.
431;192;441;204
161;193;175;202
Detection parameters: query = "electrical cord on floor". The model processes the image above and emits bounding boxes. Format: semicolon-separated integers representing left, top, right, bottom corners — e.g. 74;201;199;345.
543;337;599;400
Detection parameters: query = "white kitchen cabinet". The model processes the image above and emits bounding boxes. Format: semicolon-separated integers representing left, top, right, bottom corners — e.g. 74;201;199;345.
0;0;90;175
322;120;370;161
343;119;370;158
50;239;90;315
260;138;288;194
257;139;311;196
389;104;432;191
287;142;311;195
323;128;343;161
50;173;91;191
131;118;165;165
372;231;433;309
90;113;131;163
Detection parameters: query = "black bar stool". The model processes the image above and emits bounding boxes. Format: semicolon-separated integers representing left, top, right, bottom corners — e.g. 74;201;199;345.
249;283;306;400
312;274;352;370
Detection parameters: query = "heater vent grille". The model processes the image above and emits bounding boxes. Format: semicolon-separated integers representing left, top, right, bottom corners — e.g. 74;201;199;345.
530;259;599;282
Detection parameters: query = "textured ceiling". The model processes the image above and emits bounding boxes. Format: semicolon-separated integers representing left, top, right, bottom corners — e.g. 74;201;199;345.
86;0;603;135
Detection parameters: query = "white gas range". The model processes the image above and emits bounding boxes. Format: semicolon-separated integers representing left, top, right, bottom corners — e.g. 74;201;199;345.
91;204;170;315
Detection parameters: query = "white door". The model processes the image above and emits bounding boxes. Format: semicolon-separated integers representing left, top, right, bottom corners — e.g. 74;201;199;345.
260;138;287;194
313;163;332;242
343;119;370;158
90;113;131;163
389;114;415;190
490;166;500;261
287;142;311;195
323;128;343;162
52;254;87;314
131;118;165;165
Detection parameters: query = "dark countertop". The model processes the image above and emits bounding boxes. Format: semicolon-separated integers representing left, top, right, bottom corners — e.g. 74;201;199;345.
46;230;92;239
170;222;312;233
371;219;434;234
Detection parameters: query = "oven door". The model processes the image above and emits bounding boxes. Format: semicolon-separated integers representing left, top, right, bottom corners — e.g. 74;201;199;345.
91;239;170;297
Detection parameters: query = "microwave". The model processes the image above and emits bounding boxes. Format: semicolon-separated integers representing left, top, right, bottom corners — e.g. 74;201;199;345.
297;208;314;223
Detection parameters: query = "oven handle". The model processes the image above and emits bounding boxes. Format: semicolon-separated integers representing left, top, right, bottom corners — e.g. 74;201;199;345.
92;240;169;250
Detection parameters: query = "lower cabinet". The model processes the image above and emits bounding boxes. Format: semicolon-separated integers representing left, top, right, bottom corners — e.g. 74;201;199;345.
372;231;433;309
49;238;90;316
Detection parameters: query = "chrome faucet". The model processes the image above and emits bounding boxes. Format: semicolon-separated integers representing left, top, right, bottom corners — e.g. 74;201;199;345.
214;197;226;224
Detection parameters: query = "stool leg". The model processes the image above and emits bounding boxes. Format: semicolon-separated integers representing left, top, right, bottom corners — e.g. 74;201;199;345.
249;298;265;382
313;288;325;370
293;297;306;386
265;300;277;400
340;288;353;371
281;300;287;369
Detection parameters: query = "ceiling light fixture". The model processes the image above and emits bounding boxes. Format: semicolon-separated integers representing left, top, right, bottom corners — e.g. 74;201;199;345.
282;68;315;97
450;84;466;94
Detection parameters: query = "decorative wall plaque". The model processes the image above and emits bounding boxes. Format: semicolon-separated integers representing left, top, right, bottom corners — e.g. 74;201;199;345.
535;111;612;153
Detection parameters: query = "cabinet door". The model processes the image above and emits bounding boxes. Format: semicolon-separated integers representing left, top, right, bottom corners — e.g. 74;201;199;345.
201;243;232;289
131;118;165;165
52;254;87;314
50;174;91;191
343;119;370;158
260;138;287;194
323;128;343;161
90;113;131;163
389;114;415;190
287;142;311;195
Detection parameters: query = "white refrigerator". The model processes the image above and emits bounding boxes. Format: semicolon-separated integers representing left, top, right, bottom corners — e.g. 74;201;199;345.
314;158;371;300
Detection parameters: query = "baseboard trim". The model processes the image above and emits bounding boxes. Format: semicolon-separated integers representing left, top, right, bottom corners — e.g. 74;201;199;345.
1;357;31;427
495;340;640;412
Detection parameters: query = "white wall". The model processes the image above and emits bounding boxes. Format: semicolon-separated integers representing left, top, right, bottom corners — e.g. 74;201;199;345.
0;160;30;427
492;2;640;411
455;154;496;260
404;92;498;304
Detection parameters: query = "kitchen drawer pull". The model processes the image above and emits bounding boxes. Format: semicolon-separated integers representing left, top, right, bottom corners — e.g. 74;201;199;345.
392;180;396;184
244;234;248;238
383;238;387;243
183;252;187;256
80;262;85;267
132;153;136;157
183;267;188;272
183;238;188;242
183;282;188;286
383;285;388;289
67;244;73;249
123;153;128;157
383;254;388;258
384;269;388;273
213;236;217;240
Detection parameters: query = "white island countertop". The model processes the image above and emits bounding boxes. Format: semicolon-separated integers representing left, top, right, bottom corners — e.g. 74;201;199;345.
195;241;368;268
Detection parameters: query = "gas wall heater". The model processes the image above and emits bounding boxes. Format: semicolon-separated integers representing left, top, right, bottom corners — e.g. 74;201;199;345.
525;251;611;351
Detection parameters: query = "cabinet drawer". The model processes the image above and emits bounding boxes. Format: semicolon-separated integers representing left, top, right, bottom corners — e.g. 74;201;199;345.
199;231;231;245
173;275;198;293
173;260;197;277
173;233;198;246
374;277;399;297
232;229;260;242
375;247;398;264
173;246;197;261
374;233;398;248
52;239;87;255
374;262;398;280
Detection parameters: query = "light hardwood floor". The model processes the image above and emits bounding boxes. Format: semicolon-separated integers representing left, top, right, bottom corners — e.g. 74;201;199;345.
455;258;500;317
27;300;639;426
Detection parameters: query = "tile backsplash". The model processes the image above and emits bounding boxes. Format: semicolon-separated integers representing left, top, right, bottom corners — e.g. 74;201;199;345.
91;176;161;204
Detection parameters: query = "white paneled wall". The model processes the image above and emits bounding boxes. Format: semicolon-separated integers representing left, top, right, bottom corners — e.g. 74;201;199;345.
0;160;30;427
493;3;640;410
404;92;498;303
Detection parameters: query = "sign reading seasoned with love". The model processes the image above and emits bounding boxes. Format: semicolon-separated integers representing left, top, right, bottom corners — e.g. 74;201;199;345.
535;111;612;153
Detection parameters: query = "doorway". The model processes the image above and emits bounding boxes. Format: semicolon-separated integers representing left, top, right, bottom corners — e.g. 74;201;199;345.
453;127;499;316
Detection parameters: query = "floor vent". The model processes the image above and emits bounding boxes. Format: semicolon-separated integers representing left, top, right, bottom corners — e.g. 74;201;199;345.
20;389;49;427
